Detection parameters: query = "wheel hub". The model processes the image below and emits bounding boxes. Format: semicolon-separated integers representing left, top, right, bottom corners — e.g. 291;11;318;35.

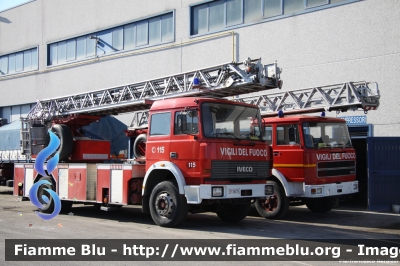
260;195;278;211
155;192;174;217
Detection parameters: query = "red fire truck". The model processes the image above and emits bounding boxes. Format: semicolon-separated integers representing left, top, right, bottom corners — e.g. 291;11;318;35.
11;58;281;227
236;81;380;219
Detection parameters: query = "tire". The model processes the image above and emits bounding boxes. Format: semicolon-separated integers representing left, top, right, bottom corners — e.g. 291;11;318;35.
51;124;73;161
149;181;188;227
254;181;289;219
216;202;251;222
305;198;335;213
60;200;73;213
36;176;55;214
133;134;147;159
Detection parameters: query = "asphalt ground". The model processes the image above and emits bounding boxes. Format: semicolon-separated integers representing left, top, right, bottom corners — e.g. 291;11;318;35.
0;186;399;266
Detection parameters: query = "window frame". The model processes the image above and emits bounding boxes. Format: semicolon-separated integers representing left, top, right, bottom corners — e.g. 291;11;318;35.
0;47;38;76
190;0;359;37
46;10;175;67
275;123;300;146
174;110;199;135
149;112;171;136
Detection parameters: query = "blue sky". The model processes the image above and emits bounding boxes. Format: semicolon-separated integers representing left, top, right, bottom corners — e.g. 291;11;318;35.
0;0;31;12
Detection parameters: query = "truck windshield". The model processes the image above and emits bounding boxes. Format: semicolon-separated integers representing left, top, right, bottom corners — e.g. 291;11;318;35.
201;102;263;141
302;122;352;148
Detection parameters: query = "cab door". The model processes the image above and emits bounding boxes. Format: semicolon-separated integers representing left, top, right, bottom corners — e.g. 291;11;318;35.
169;109;200;184
269;123;304;183
146;112;171;167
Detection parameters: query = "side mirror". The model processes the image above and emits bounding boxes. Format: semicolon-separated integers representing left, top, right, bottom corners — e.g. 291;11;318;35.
288;127;296;142
177;114;187;132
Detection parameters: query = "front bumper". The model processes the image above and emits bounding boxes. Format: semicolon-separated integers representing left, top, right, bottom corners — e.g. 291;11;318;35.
304;181;359;198
184;183;273;204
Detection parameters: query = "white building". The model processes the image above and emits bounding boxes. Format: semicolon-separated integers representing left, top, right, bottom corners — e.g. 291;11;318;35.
0;0;399;137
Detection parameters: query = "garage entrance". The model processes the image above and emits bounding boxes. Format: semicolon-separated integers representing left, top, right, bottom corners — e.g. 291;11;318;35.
348;125;372;206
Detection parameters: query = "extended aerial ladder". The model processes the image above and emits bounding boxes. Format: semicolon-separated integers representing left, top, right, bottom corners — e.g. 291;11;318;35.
17;57;380;160
26;58;280;123
235;81;380;117
128;81;380;130
20;57;281;158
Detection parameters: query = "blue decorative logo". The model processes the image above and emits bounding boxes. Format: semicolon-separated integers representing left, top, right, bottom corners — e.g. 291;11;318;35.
29;130;62;220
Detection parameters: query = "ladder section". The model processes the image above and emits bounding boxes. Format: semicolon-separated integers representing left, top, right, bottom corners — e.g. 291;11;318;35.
27;58;281;123
20;118;31;157
128;81;380;130
129;110;149;129
235;81;380;117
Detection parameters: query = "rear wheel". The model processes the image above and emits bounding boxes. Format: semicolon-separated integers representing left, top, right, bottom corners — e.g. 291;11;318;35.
133;134;147;159
255;181;289;219
149;181;188;227
305;198;335;213
216;202;251;222
51;124;73;161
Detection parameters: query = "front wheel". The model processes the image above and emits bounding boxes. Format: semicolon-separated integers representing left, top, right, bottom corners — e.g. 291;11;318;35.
254;181;289;219
216;202;251;222
36;176;56;214
149;181;188;227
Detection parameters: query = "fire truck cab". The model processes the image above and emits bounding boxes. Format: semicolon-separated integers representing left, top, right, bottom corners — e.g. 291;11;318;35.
255;113;358;219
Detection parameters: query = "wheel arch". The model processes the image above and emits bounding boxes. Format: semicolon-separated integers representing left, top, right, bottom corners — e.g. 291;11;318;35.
270;169;290;197
141;161;186;213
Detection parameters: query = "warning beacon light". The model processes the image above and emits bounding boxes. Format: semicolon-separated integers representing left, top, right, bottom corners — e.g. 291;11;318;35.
193;77;200;88
278;110;284;118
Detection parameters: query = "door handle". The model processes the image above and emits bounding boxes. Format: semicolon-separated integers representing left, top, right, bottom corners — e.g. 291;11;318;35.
273;152;280;156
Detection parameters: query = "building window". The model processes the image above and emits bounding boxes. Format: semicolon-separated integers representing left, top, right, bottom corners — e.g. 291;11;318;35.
264;0;282;18
283;0;304;14
47;12;174;66
191;0;351;35
0;47;38;76
306;0;329;8
245;0;262;23
227;0;243;26
66;39;76;61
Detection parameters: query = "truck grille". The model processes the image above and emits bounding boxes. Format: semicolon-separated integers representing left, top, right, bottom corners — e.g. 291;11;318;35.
317;161;356;177
211;160;270;179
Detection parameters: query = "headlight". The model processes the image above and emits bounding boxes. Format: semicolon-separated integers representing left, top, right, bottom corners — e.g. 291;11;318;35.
311;188;323;195
212;187;223;197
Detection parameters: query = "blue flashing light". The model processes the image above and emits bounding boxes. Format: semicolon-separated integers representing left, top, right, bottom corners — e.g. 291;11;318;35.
278;110;284;118
321;111;325;117
193;77;200;86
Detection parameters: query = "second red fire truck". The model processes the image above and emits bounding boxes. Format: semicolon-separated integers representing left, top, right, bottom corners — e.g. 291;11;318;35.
237;81;380;219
